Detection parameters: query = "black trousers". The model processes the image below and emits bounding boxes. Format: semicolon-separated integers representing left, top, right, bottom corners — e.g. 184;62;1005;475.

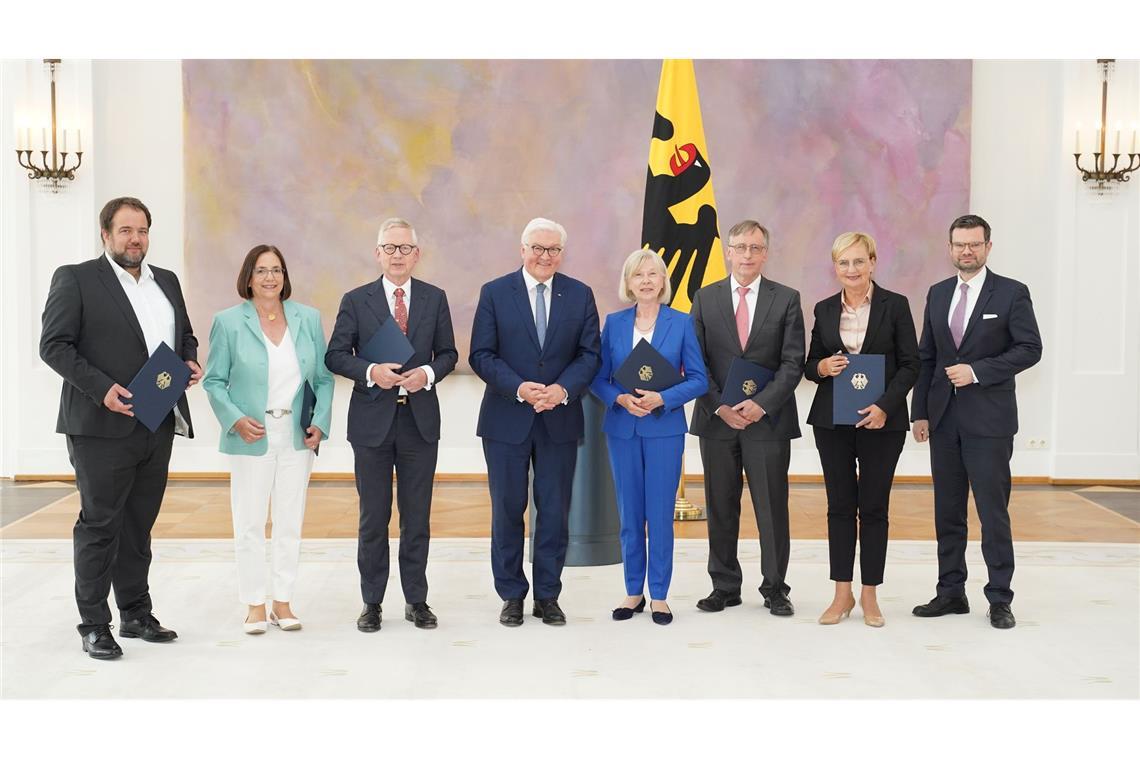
352;404;437;605
66;415;174;635
699;435;791;598
929;395;1015;604
813;426;906;586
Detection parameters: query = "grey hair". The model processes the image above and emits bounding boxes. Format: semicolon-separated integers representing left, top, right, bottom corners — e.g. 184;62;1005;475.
377;217;418;245
520;217;567;246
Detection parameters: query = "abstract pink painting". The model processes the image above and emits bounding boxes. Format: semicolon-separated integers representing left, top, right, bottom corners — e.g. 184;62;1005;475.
184;60;970;361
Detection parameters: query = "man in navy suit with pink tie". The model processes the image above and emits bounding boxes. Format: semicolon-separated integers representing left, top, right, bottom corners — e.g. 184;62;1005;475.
470;218;601;627
911;214;1042;629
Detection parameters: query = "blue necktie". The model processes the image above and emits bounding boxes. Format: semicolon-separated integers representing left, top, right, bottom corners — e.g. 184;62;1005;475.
535;283;547;349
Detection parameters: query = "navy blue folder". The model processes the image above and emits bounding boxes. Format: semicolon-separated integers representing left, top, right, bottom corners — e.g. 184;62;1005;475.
833;353;885;426
613;339;684;394
719;357;776;411
121;341;191;433
301;380;319;456
359;318;415;398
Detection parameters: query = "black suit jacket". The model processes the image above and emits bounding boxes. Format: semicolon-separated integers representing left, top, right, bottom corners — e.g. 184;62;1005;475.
804;283;919;431
324;276;458;446
689;276;805;441
911;269;1042;437
39;255;197;438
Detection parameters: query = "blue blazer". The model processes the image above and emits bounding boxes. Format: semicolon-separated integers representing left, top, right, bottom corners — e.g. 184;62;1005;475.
589;306;708;440
470;269;601;445
202;300;334;455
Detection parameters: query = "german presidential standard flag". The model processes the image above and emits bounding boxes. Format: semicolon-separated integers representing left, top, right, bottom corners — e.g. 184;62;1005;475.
641;59;726;314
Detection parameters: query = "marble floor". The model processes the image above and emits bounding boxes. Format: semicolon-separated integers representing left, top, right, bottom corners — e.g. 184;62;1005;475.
2;538;1136;699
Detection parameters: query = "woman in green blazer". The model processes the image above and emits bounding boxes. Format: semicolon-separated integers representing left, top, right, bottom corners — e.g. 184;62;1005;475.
203;245;334;634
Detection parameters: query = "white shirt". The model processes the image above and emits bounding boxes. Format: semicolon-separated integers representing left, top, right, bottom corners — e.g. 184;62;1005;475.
364;276;435;395
633;326;655;348
516;267;567;405
104;252;188;434
947;265;988;330
947;265;987;384
520;266;554;322
264;327;302;410
729;274;762;334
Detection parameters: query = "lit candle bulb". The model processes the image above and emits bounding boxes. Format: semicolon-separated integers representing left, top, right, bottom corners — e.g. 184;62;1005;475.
1132;123;1137;154
1075;121;1081;153
16;127;23;151
41;127;47;151
77;129;82;153
1115;121;1121;154
25;127;31;151
1095;127;1102;153
62;128;67;152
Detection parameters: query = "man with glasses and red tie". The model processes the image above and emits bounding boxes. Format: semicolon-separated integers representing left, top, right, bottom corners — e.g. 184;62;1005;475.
689;220;806;618
325;218;458;632
470;217;601;627
911;214;1042;629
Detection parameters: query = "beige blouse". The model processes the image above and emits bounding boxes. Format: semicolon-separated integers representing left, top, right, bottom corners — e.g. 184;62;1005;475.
839;282;873;354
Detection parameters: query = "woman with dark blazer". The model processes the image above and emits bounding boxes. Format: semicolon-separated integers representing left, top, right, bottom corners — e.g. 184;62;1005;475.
805;232;919;627
590;250;708;625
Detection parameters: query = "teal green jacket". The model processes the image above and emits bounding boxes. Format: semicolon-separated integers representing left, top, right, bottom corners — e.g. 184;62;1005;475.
202;300;334;455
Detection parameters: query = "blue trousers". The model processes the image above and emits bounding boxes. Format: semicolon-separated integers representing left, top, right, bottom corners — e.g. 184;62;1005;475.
483;421;577;601
605;433;684;599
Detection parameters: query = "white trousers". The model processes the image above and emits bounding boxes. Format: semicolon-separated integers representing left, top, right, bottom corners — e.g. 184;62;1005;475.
229;415;314;604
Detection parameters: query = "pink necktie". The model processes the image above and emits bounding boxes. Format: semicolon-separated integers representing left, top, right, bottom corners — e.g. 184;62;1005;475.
950;282;968;348
735;286;750;350
394;288;409;335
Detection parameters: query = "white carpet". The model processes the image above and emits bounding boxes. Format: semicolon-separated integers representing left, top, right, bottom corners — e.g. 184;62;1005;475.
2;538;1137;699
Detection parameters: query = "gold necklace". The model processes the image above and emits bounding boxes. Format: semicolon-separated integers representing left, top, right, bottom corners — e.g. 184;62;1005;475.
256;303;280;322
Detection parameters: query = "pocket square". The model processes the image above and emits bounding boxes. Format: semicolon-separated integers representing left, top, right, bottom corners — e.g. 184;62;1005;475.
983;313;998;319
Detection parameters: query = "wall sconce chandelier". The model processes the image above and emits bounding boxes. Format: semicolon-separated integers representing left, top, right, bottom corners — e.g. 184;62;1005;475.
15;59;83;192
1073;59;1138;192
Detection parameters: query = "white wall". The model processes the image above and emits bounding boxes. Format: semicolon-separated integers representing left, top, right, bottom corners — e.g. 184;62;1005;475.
2;59;1137;479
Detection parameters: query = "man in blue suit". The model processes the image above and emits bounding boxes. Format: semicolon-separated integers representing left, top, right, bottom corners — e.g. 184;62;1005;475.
470;217;601;626
911;214;1042;629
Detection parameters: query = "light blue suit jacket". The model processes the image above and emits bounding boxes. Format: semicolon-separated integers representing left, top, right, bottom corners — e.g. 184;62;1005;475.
202;300;334;455
589;306;708;439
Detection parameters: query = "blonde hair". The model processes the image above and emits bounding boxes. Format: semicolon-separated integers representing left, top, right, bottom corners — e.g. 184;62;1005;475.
618;249;672;304
830;231;877;262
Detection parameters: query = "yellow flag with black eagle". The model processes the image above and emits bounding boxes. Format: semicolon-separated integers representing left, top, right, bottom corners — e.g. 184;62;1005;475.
641;59;726;314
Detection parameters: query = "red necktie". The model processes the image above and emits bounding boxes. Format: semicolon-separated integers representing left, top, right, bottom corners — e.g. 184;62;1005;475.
735;286;750;350
394;288;408;335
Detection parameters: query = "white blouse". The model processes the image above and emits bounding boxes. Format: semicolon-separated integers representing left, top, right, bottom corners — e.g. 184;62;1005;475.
633;326;655;348
264;327;302;411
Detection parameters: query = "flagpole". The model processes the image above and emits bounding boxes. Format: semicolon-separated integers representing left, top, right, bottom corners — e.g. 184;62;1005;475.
674;453;704;521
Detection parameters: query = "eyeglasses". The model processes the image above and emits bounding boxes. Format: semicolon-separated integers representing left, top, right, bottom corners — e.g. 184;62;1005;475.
253;267;284;278
950;241;987;253
528;244;564;257
835;258;870;269
379;243;418;256
727;244;767;255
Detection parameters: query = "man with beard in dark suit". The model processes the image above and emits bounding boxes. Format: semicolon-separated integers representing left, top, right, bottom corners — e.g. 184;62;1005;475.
40;197;202;659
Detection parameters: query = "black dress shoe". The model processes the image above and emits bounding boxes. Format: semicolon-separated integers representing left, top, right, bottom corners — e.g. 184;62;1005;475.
81;625;123;660
533;598;567;626
988;603;1016;629
651;603;673;626
763;591;795;617
119;613;178;642
500;599;524;627
912;595;970;617
404;602;438;629
357;603;382;632
696;589;742;612
612;597;646;621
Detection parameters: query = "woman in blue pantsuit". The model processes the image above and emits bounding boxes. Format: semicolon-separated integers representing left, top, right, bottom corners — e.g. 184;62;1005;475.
590;250;708;625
